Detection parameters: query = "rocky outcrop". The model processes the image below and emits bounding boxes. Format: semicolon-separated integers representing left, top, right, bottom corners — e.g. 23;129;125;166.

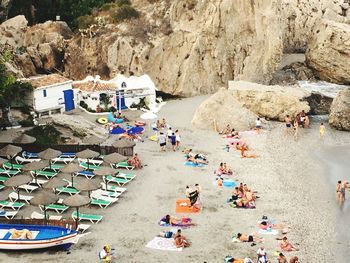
329;88;350;131
306;20;350;85
228;81;310;121
306;92;333;115
270;61;315;85
191;88;257;131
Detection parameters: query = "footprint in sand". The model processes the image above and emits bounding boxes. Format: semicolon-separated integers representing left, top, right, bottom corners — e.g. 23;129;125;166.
166;165;177;171
206;206;218;212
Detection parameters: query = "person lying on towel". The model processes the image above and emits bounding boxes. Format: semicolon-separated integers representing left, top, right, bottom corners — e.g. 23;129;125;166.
9;228;33;239
236;233;264;243
184;149;208;164
159;215;195;227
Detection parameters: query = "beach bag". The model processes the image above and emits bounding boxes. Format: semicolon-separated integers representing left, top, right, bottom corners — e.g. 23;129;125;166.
164;231;173;238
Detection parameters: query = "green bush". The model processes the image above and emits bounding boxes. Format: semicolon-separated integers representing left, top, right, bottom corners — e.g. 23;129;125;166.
76;15;96;29
18;119;34;127
26;124;62;145
113;4;139;22
115;0;131;7
79;101;88;109
101;2;117;11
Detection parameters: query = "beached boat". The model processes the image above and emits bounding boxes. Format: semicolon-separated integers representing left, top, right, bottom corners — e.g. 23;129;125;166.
0;223;82;250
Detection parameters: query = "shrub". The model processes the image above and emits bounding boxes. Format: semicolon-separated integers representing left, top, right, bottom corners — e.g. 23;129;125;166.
26;124;62;145
79;101;88;109
113;5;139;22
115;0;131;6
76;15;96;29
19;119;34;127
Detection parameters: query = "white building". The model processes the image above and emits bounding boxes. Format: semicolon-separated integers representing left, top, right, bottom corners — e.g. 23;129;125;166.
72;74;157;112
23;74;76;116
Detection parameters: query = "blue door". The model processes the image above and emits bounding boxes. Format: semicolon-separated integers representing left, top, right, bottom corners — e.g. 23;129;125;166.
63;89;75;111
116;90;127;111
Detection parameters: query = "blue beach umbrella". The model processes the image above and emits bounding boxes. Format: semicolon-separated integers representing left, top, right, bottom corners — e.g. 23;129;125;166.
127;126;144;135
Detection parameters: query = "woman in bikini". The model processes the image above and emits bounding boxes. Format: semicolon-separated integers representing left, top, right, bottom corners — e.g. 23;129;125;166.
336;181;342;204
279;237;298;251
293;120;299;141
285;115;292;135
236;233;263;243
160;215;195;226
174;229;191;248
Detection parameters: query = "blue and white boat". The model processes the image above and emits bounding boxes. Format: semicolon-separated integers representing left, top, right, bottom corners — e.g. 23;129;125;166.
0;223;83;250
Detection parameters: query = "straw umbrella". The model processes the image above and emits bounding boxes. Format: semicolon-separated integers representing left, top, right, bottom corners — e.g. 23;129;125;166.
76;149;100;170
74;178;100;198
0;144;22;169
103;152;127;167
30;191;58;223
0;189;13;201
22;160;49;184
60;162;81;187
38;148;62;170
12;134;36;144
42;177;69;194
0;157;7;166
63;194;90;229
93;166;116;191
112;139;136;148
4;174;32;200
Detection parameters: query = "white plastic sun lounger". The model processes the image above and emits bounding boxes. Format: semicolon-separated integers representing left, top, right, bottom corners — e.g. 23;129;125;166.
15;156;41;164
99;183;127;193
0;210;18;219
77;224;91;233
30;211;62;221
9;192;33;204
18;184;39;193
92;189;121;199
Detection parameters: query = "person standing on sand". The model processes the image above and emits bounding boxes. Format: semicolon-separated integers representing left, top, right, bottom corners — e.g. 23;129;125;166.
293;120;299;141
285;115;292;135
336;180;342;204
158;132;167;151
170;132;177;151
319;123;325;138
340;181;350;203
175;129;181;150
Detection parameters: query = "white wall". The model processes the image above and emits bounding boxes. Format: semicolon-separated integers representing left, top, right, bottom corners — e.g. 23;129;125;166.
33;82;74;112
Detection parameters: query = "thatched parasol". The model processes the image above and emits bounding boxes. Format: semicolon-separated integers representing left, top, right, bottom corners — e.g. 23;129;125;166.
4;174;32;200
0;144;22;169
63;194;90;228
30;191;58;223
38;148;62;170
0;157;7;166
22;160;49;184
76;149;100;170
112;139;136;148
93;166;116;190
60;162;81;186
42;177;69;194
103;152;127;165
0;189;12;201
74;178;100;198
12;134;36;144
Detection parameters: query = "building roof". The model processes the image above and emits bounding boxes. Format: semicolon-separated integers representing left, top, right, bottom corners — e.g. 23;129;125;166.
24;74;71;89
72;81;117;92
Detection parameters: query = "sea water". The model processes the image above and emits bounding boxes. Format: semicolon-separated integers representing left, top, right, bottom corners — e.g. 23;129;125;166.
298;81;349;98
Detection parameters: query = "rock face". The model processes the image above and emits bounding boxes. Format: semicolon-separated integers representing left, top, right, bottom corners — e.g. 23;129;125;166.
306;20;350;85
329;88;350;131
228;81;310;121
191;88;257;131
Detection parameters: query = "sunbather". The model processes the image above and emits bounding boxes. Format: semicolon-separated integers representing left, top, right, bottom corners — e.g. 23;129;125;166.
174;229;191;248
186;186;199;207
185;149;208;164
158;230;174;238
277;253;288;263
289;256;299;263
240;148;258;158
160;215;195;226
219;124;231;135
236;233;263;243
99;244;115;262
279;237;298;251
10;228;33;239
128;153;142;169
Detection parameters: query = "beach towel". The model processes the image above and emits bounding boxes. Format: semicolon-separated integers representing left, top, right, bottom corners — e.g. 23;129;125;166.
158;216;193;228
175;199;200;213
146;237;182;252
258;229;278;235
223;179;236;188
149;135;158;141
230;203;256;209
110;127;126;134
184;161;205;167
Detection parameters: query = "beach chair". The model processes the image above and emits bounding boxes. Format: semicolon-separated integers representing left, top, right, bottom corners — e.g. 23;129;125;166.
0;200;25;210
0;210;18;219
116;172;136;181
31;211;62;220
92;189;121;199
105;175;130;186
91;191;118;202
76;170;94;179
55;186;80;196
0;176;9;183
52;154;76;164
3;162;23;170
90;198;114;209
77;224;91;233
77;158;103;166
18;184;39;193
22;151;39;159
0;168;20;177
79;162;100;171
72;211;103;224
9;192;33;204
30;178;48;186
113;161;135;170
15;156;41;164
31;170;57;179
99;183;127;194
44;164;64;171
40;204;69;214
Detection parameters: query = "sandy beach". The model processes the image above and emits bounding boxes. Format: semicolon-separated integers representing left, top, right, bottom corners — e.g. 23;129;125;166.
0;95;349;263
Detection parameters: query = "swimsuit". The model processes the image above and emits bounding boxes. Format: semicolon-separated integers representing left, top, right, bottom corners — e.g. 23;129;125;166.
248;235;253;242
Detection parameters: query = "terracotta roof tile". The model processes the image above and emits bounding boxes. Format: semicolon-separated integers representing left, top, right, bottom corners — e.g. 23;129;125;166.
72;81;117;92
24;74;71;88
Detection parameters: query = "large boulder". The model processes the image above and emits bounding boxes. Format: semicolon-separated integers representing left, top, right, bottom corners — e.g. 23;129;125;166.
306;20;350;85
191;88;257;131
228;81;310;121
0;15;27;46
329;88;350;131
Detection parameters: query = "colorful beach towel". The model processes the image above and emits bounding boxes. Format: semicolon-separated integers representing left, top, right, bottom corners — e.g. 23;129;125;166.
146;237;182;252
184;161;205;167
175;199;200;213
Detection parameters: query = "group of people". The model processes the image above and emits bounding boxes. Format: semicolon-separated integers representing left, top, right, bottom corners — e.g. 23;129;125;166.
215;162;233;176
156;119;181;152
230;183;257;208
184;149;209;165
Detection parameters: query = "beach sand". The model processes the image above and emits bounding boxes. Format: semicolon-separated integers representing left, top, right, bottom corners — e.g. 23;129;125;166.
0;95;349;263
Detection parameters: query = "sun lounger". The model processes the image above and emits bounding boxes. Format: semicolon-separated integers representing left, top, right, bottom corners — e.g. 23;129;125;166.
30;178;48;186
9;192;33;204
55;186;80;195
90;198;114;209
116;172;136;181
0;210;17;219
31;211;62;221
31;170;57;179
99;183;127;193
44;164;64;171
22;151;39;159
113;161;135;170
0;200;25;210
91;191;119;202
40;204;69;214
51;155;76;164
76;170;94;179
18;184;39;193
0;168;20;177
92;189;121;199
72;211;103;224
78;158;103;166
79;162;100;171
3;162;23;170
105;175;130;186
77;223;91;233
15;156;41;164
0;176;9;183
